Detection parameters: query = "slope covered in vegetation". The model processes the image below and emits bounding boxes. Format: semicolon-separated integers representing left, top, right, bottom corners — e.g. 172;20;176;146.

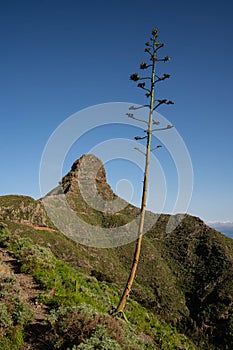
0;224;197;349
0;155;233;349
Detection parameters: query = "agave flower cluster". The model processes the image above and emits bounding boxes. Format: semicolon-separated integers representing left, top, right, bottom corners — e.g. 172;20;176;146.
129;28;173;103
127;28;174;138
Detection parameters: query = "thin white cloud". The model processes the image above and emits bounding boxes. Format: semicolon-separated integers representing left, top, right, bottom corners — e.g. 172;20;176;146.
207;222;233;235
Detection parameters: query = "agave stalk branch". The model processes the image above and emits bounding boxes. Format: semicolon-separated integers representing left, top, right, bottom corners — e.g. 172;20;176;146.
126;113;148;124
129;105;149;110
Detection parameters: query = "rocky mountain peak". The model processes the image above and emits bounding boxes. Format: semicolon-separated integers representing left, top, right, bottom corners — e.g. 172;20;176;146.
61;154;115;200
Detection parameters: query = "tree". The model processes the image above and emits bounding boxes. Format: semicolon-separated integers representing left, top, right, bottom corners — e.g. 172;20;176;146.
114;28;173;315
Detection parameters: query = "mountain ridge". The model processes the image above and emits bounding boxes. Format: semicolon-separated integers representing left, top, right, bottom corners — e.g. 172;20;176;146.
0;154;233;349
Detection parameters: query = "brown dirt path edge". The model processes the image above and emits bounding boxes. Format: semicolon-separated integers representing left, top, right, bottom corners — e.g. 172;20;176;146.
0;247;51;349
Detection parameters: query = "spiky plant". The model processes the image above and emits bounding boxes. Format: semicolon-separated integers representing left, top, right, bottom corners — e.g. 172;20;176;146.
115;28;173;315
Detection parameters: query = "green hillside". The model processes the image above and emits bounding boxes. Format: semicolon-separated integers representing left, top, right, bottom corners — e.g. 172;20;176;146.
0;155;232;349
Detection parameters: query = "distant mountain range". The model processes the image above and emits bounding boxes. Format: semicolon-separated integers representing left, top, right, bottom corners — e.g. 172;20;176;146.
207;221;233;238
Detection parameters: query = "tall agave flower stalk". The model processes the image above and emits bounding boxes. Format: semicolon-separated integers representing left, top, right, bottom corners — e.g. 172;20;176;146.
115;28;173;314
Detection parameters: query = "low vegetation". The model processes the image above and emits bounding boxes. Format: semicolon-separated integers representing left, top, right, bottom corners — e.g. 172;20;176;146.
0;223;198;349
0;163;233;349
0;229;33;349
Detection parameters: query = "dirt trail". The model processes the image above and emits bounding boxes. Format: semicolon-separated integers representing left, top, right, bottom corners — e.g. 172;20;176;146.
31;225;57;232
0;247;51;349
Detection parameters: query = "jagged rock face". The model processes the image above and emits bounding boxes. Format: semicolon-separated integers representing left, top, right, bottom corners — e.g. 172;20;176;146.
64;154;107;187
61;154;115;200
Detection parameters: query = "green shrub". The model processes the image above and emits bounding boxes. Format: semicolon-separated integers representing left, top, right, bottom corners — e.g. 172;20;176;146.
0;224;11;247
0;302;13;330
13;238;55;272
0;275;33;327
0;273;33;349
46;304;124;349
46;304;158;350
77;325;122;349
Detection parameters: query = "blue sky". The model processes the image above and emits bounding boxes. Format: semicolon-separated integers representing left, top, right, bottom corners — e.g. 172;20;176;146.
0;0;233;223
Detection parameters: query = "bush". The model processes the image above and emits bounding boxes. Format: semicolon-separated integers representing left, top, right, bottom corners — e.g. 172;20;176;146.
0;274;33;349
0;275;33;328
46;303;156;349
46;304;124;349
12;238;55;272
0;224;11;247
0;302;13;330
77;325;122;349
